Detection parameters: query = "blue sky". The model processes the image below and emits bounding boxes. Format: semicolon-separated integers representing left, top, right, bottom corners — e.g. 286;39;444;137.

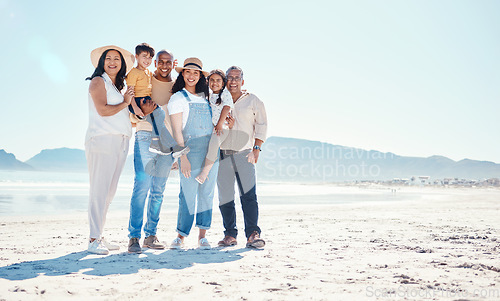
1;0;499;163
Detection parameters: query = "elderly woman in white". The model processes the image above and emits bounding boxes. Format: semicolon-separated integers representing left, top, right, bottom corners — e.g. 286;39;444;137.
85;45;135;255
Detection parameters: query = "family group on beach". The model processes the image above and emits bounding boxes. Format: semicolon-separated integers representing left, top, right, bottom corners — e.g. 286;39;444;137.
84;43;267;255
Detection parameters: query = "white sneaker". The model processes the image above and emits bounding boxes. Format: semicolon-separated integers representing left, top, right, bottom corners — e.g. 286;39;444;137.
172;146;190;159
170;237;184;249
198;238;211;250
88;239;109;255
101;237;120;251
148;146;172;156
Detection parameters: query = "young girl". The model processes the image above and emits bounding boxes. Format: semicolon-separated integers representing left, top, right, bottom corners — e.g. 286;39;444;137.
195;69;234;184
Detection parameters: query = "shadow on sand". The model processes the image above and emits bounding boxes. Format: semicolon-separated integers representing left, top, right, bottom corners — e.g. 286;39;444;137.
0;247;254;280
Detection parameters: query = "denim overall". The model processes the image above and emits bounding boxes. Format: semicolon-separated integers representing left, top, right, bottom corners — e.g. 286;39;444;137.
177;96;219;237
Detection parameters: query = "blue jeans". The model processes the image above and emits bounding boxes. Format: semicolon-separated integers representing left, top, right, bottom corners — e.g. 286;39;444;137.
147;106;177;150
176;101;218;237
128;130;173;238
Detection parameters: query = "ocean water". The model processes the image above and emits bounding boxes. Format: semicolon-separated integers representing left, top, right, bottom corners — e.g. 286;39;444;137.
0;170;419;216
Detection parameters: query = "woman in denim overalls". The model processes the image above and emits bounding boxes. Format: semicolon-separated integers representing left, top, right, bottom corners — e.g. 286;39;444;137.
167;58;219;249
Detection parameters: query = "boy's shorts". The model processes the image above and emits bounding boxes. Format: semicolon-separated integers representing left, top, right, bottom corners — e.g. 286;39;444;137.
128;96;152;115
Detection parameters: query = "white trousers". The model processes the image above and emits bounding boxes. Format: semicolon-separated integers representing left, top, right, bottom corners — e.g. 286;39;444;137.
85;134;129;239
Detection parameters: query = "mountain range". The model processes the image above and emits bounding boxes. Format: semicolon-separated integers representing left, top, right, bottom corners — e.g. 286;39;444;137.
1;136;499;182
256;137;500;181
0;150;33;171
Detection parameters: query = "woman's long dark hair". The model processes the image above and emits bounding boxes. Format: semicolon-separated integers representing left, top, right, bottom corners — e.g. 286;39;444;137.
207;69;227;105
171;70;209;99
85;49;127;91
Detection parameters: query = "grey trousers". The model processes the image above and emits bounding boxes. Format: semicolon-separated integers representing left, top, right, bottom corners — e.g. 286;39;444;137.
217;149;261;238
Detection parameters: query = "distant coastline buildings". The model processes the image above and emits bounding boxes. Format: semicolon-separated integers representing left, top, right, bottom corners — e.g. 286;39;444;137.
357;176;500;187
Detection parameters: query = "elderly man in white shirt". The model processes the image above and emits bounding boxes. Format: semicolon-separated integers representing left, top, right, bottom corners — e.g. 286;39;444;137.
217;66;268;249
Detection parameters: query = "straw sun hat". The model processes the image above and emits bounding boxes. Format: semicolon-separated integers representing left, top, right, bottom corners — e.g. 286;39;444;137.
90;45;135;74
175;57;209;76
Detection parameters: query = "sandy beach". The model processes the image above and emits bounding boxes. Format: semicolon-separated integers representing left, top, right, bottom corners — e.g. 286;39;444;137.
0;186;499;300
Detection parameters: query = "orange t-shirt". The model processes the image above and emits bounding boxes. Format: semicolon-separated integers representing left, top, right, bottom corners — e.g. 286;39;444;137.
125;67;152;98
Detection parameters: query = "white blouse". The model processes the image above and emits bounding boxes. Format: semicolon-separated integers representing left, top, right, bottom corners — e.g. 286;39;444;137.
209;88;234;127
85;72;132;142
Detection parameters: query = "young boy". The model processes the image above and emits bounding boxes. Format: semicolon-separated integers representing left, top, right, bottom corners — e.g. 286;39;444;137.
126;43;154;117
126;43;189;158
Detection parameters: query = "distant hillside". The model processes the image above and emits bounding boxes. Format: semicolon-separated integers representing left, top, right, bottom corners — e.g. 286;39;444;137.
25;148;87;171
23;148;135;174
256;137;500;181
0;150;33;170
2;137;500;181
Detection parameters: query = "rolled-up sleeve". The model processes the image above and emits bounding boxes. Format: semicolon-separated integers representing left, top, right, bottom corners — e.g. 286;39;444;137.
253;98;267;142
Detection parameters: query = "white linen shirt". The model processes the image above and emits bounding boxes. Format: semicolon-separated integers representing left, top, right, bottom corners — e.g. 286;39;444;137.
220;92;267;151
